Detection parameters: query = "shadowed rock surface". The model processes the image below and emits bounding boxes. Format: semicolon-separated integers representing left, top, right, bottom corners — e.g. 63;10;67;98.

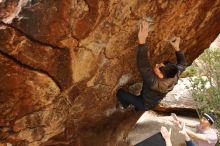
0;0;220;145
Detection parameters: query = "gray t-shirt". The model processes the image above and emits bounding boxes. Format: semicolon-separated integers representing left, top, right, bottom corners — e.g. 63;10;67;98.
194;124;218;146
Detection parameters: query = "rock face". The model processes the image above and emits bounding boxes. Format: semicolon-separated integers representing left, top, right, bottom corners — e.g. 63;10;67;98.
156;78;196;113
0;0;220;146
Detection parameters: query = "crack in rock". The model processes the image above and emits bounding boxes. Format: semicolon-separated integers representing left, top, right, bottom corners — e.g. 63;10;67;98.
0;22;66;51
0;49;62;91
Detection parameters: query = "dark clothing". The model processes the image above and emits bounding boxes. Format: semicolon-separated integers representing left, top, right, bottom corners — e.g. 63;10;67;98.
135;132;166;146
117;44;186;111
117;89;150;111
137;44;186;107
185;140;195;146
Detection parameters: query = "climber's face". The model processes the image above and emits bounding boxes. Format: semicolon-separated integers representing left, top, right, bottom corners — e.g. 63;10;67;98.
154;63;165;79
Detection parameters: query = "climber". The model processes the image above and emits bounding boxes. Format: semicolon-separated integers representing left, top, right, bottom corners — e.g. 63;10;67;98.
116;21;186;111
172;112;218;146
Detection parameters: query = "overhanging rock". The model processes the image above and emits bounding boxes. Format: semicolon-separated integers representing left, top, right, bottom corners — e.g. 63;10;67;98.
0;0;220;145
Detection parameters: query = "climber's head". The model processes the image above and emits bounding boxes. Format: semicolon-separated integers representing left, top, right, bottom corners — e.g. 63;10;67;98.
200;113;216;128
154;61;178;79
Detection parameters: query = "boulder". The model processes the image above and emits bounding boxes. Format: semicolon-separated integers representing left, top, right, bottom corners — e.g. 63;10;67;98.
0;0;220;145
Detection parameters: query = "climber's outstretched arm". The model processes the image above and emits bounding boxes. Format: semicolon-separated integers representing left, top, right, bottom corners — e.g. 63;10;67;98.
169;37;187;73
137;21;155;86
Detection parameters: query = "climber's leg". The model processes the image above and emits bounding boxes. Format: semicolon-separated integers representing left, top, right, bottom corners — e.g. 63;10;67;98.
116;89;146;111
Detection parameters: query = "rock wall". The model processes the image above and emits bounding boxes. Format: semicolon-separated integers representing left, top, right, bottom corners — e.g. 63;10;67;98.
0;0;220;146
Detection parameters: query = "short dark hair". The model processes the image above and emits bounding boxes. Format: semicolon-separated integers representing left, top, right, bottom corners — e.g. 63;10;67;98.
159;62;178;78
203;113;216;125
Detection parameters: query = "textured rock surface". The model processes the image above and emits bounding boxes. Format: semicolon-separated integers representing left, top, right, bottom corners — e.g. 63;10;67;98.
0;0;220;145
156;78;196;112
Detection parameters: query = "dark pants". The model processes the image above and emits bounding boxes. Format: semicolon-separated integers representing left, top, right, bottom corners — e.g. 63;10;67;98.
116;89;147;111
185;140;195;146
